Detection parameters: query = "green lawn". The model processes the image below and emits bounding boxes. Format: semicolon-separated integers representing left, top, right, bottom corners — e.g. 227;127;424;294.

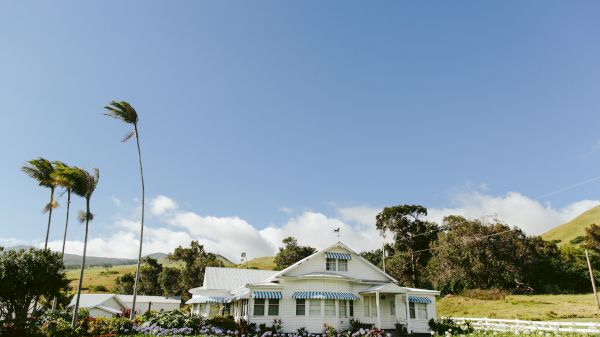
438;293;600;321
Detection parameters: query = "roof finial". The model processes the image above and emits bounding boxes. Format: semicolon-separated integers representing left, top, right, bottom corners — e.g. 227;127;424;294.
333;227;340;241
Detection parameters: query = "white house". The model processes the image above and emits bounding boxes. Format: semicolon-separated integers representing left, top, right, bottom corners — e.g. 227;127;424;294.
68;294;181;317
187;242;439;334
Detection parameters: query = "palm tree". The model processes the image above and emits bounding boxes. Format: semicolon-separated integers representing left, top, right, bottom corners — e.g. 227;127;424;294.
104;101;144;319
50;161;74;312
69;167;100;327
22;158;58;249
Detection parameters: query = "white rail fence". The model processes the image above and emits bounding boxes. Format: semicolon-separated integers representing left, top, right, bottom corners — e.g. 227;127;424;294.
451;317;600;334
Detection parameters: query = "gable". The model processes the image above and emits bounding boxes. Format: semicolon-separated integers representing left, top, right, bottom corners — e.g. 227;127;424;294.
101;296;126;311
275;243;395;282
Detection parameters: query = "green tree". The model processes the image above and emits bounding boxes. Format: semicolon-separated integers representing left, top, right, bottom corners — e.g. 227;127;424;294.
22;158;58;249
114;272;136;294
68;167;100;327
583;224;600;256
105;100;145;319
139;257;163;295
168;241;223;300
158;267;184;297
0;247;69;334
375;205;438;287
274;237;316;270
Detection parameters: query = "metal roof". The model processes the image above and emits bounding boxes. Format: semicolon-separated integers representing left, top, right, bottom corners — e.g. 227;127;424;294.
200;267;278;291
67;294;119;308
116;295;180;304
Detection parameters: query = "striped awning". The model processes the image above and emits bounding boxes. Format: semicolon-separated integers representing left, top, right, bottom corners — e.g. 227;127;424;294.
252;291;282;299
408;296;432;304
292;291;359;300
186;296;226;304
325;252;352;260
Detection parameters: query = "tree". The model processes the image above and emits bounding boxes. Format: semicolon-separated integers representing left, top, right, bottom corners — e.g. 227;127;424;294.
50;161;75;312
105;100;145;319
274;237;316;270
375;205;438;287
583;224;600;256
0;247;69;334
139;257;163;295
158;267;184;297
168;241;223;300
114;272;135;294
68;167;100;327
22;158;58;249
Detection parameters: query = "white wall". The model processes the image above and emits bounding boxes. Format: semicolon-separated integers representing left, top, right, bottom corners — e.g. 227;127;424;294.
88;308;117;318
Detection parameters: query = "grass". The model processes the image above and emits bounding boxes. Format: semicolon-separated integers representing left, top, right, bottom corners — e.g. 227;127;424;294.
241;256;276;270
438;293;600;322
66;264;136;293
542;205;600;245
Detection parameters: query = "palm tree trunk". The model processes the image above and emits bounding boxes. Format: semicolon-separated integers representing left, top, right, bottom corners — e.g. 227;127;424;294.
44;187;55;249
71;198;90;327
130;124;145;319
52;189;71;313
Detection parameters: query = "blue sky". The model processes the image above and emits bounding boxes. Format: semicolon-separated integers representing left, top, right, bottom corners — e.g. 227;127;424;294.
2;1;600;260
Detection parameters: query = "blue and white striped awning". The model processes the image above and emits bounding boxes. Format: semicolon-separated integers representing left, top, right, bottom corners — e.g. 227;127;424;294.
186;296;226;304
325;252;352;260
252;291;282;299
408;296;432;304
292;291;359;300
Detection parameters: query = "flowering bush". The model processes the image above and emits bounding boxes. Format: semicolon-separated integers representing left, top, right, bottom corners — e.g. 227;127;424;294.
429;317;473;336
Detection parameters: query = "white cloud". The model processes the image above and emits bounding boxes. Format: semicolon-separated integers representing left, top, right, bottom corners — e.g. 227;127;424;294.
111;196;122;207
426;191;600;235
34;190;600;262
150;195;178;216
279;207;294;214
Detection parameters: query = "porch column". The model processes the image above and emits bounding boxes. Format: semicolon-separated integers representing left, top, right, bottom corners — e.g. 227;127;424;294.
375;291;381;329
405;294;411;333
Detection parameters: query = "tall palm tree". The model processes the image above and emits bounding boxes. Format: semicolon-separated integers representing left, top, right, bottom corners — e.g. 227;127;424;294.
22;158;58;249
69;167;100;327
50;161;74;312
104;101;144;319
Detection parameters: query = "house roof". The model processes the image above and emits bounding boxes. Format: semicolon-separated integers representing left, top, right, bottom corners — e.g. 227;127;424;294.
116;295;181;304
265;241;398;283
192;267;278;291
93;305;122;315
67;294;124;308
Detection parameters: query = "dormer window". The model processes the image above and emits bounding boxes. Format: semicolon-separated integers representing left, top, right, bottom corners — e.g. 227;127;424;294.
326;258;336;271
338;259;348;271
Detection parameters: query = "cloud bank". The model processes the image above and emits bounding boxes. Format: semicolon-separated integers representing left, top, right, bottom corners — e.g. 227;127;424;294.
39;191;599;262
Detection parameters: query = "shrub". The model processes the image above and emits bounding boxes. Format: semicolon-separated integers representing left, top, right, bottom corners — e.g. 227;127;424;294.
429;317;473;336
395;323;408;337
349;319;373;333
141;309;204;331
459;288;507;300
207;315;237;331
88;285;109;292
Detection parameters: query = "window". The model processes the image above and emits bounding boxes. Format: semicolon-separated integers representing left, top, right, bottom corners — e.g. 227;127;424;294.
254;299;265;316
310;299;321;316
296;299;306;316
324;299;335;316
390;299;396;316
417;303;428;320
409;302;415;319
339;300;347;317
326;258;336;271
268;299;279;316
338;259;348;271
349;301;354;316
364;297;370;317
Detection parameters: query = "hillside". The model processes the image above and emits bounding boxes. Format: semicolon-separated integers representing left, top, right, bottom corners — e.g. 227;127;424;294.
5;245;137;268
542;205;600;245
242;256;276;270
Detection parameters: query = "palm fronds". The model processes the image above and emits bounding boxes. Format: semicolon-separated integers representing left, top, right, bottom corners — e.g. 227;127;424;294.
22;158;55;188
104;101;138;125
78;211;94;223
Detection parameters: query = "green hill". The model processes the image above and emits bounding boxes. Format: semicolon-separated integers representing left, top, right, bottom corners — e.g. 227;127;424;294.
239;256;276;270
542;205;600;245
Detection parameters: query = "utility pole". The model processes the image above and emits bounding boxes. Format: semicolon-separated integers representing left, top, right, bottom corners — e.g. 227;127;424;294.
585;249;600;310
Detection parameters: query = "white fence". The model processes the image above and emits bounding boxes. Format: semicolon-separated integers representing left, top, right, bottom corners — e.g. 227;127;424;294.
451;317;600;334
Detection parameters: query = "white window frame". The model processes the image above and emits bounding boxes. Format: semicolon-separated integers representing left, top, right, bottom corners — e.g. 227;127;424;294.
296;299;306;316
253;299;265;316
338;259;348;271
326;258;337;271
309;299;322;316
324;299;336;316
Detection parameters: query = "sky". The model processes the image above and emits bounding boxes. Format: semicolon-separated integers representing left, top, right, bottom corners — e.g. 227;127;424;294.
2;1;600;262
